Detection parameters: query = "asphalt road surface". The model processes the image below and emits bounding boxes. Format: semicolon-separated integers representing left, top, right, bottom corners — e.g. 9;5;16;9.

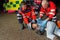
0;13;48;40
0;10;60;40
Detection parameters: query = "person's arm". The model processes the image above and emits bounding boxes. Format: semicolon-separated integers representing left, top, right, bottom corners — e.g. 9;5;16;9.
47;1;56;20
18;10;29;24
39;7;44;18
31;9;36;20
48;11;56;20
44;1;56;21
39;12;44;18
45;10;56;21
18;10;25;16
23;16;29;24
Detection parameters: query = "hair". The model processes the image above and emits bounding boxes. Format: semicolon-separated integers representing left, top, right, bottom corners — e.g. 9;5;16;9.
21;1;31;10
21;1;27;5
42;0;49;5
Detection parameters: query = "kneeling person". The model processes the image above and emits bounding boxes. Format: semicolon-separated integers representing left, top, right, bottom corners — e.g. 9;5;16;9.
18;1;36;30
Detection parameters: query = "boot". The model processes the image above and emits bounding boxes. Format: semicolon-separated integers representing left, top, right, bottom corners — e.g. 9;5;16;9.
20;23;26;30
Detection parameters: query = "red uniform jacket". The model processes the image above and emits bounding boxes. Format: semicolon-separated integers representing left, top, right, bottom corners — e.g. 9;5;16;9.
18;9;36;24
40;1;56;19
34;0;41;5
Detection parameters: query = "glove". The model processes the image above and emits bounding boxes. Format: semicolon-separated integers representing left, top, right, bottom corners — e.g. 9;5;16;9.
31;20;35;23
42;20;48;27
40;20;48;32
37;18;42;26
36;18;41;21
37;18;42;23
27;23;31;30
37;19;48;32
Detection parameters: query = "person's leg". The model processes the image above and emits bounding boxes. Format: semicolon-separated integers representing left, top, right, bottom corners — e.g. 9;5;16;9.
16;12;25;30
46;21;56;40
54;26;60;37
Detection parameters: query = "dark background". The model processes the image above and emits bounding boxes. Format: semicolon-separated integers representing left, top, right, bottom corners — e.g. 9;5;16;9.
0;0;60;11
52;0;60;6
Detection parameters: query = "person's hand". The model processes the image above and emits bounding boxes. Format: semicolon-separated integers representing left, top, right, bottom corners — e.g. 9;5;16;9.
31;20;36;23
18;10;25;16
36;18;42;22
37;18;42;25
42;19;48;27
46;18;50;21
18;10;22;13
37;19;48;32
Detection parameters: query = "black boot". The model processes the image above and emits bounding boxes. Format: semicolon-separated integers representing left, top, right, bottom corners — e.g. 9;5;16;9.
20;23;26;30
